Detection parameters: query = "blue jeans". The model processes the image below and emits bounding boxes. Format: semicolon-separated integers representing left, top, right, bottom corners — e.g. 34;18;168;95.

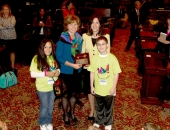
37;90;55;125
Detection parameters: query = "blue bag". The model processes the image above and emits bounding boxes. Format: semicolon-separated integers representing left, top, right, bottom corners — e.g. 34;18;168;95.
0;66;18;88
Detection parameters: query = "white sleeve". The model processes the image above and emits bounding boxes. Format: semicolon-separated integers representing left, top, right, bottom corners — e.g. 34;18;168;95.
30;71;45;78
57;69;60;73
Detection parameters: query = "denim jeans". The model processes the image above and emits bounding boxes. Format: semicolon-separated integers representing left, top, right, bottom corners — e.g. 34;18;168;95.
37;90;55;125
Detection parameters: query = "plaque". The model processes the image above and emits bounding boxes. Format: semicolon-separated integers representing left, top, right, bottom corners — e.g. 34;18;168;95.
74;53;90;65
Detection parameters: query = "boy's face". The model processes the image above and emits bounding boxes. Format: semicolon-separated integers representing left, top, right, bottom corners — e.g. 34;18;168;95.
96;40;108;54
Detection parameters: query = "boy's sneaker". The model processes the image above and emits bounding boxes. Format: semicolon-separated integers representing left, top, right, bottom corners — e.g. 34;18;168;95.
46;124;53;130
40;124;47;130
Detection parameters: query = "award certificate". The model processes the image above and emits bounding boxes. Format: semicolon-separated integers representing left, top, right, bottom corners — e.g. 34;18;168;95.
74;53;90;65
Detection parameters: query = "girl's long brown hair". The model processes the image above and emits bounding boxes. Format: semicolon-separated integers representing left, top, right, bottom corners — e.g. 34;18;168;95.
36;39;60;71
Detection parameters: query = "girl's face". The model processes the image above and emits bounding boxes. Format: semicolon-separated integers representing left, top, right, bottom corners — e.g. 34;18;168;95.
167;18;170;26
91;17;100;34
96;40;108;55
3;6;10;16
67;21;78;35
44;42;52;56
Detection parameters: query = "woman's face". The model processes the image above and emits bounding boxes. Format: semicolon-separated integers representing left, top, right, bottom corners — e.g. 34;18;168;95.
2;6;10;16
67;21;78;35
68;3;73;10
39;9;45;16
91;17;100;34
44;42;52;56
167;18;170;26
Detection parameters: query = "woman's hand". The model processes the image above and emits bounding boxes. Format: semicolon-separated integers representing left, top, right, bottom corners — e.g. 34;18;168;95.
163;40;170;44
84;64;90;67
39;21;45;27
158;37;170;44
72;64;82;69
158;36;160;41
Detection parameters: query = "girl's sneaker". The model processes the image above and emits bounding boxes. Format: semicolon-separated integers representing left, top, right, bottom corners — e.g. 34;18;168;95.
46;124;53;130
40;124;47;130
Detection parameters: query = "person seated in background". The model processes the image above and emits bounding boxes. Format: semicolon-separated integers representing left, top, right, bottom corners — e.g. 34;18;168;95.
0;120;8;130
61;0;75;19
156;15;170;53
115;4;129;28
116;4;129;28
32;7;52;45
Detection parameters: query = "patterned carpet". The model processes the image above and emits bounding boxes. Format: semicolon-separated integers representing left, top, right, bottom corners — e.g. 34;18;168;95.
1;28;170;130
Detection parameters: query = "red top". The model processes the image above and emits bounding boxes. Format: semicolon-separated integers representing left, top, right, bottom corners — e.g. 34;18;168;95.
62;9;75;19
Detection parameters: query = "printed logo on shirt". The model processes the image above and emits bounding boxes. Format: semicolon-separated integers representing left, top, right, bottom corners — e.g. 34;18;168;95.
97;64;109;74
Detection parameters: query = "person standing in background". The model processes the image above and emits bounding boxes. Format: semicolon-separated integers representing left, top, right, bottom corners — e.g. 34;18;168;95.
32;7;52;47
124;1;144;58
61;0;75;19
82;15;110;122
0;4;17;69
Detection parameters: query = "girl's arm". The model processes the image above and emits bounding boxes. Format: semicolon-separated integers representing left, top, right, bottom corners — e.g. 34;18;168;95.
30;71;55;78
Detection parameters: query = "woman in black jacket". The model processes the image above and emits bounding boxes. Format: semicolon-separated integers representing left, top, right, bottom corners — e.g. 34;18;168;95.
156;15;170;53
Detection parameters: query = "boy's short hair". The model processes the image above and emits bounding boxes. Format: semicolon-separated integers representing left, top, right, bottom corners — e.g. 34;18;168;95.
96;36;108;44
143;122;162;130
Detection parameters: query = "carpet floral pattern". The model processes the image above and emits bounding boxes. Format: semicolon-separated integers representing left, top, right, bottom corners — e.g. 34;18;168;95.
1;28;170;130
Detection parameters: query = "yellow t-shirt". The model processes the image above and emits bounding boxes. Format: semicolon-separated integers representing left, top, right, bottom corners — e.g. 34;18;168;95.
30;55;58;92
88;53;121;96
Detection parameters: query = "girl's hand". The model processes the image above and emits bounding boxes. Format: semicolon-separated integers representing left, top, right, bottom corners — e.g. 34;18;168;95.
109;88;116;95
72;64;82;69
46;71;55;77
53;69;60;77
91;86;95;95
